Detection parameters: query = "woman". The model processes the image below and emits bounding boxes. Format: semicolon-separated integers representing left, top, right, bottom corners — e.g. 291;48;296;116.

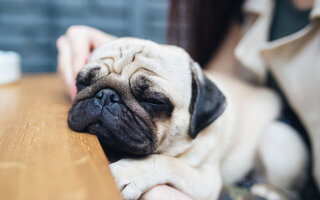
57;0;319;199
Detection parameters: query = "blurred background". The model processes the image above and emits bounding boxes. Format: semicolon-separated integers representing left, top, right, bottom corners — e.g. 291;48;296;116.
0;0;168;73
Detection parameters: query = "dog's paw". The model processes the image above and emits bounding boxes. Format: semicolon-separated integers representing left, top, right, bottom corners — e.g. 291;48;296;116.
251;183;288;200
110;159;154;200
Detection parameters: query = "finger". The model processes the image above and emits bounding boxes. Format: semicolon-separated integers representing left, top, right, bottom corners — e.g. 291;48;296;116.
87;28;117;49
66;28;91;79
140;185;193;200
57;36;75;100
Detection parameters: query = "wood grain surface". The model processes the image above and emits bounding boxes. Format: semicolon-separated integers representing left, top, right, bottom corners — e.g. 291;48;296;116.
0;74;121;200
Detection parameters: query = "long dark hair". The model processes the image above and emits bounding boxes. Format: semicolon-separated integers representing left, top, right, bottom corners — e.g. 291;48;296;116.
167;0;244;67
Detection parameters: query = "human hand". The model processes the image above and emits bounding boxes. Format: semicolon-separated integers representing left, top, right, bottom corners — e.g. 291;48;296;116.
56;25;116;100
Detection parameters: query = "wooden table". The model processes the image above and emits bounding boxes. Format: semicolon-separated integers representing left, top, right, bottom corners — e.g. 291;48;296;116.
0;74;121;200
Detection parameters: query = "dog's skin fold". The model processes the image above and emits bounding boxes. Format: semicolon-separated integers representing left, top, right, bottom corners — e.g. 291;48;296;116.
68;38;307;200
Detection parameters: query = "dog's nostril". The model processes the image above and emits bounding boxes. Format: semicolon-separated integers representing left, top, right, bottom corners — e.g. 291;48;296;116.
110;94;121;103
96;90;104;99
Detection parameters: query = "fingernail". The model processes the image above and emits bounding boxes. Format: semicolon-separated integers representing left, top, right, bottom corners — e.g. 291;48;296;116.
85;54;91;64
71;84;77;101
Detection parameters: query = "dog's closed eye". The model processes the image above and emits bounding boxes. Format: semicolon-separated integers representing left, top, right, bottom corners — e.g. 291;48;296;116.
139;94;173;118
130;76;174;118
141;97;166;105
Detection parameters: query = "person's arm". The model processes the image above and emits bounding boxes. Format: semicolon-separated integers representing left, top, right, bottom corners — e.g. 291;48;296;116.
205;21;241;76
56;25;116;100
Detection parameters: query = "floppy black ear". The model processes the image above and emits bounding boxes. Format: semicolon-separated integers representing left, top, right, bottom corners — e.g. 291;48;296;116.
189;62;227;138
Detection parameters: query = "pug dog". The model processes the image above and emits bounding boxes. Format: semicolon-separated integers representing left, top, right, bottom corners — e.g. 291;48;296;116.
68;38;307;200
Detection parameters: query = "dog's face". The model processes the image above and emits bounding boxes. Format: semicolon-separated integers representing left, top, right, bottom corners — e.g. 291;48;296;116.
68;38;226;157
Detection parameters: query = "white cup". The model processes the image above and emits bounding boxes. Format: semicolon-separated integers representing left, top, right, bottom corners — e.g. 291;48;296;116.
0;51;21;85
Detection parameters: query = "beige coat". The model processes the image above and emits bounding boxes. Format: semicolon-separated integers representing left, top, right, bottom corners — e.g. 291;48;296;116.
235;0;320;189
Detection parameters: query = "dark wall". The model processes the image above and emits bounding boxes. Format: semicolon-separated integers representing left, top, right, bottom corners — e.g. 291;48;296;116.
0;0;168;72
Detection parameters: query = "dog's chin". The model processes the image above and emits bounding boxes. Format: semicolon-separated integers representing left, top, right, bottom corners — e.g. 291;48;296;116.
84;121;157;158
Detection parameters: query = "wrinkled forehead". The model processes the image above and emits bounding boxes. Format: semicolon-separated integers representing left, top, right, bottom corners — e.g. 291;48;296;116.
87;38;192;81
79;38;193;106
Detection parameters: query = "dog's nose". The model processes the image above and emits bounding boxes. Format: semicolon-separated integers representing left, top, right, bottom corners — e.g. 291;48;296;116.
94;88;121;107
